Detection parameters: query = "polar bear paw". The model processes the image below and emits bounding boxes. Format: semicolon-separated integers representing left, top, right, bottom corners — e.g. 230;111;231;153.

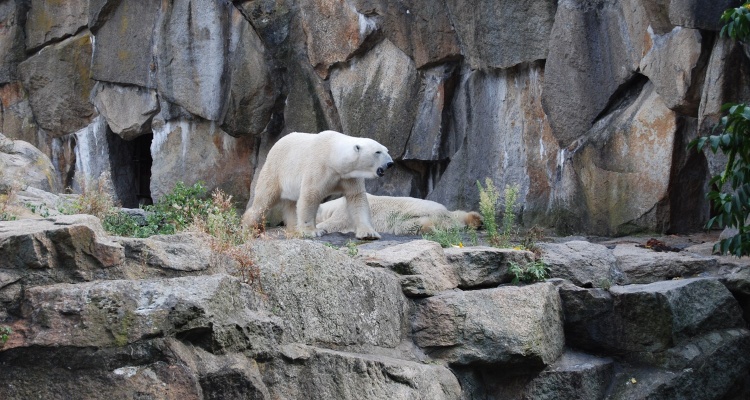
300;227;328;238
355;228;381;240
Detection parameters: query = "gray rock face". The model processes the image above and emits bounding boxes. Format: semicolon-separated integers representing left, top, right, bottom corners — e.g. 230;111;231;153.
361;239;459;297
350;0;461;68
24;0;88;51
445;246;535;289
156;0;233;121
253;239;406;347
445;0;557;70
149;118;255;206
330;38;420;158
22;274;280;354
613;243;719;284
523;350;614;400
299;0;377;79
539;240;621;287
0;1;26;83
427;63;559;219
19;31;96;137
572;82;678;236
90;0;160;88
668;0;740;31
412;282;564;367
561;278;744;354
640;27;707;115
0;133;61;193
0;214;123;273
92;83;159;140
262;344;462;400
608;329;750;400
542;0;645;147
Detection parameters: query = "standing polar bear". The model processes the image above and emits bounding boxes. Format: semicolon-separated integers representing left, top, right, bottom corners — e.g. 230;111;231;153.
317;194;483;235
241;130;393;239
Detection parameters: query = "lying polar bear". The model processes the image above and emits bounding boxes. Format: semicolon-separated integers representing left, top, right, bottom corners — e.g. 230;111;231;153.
316;194;483;235
241;130;393;239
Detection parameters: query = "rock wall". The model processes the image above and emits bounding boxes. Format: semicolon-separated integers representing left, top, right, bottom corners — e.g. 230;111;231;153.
1;217;749;398
0;0;747;233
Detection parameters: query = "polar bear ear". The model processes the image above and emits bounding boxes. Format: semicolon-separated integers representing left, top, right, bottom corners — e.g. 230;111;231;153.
354;144;360;152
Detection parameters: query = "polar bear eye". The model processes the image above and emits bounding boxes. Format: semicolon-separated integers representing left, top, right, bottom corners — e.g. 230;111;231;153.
375;151;381;154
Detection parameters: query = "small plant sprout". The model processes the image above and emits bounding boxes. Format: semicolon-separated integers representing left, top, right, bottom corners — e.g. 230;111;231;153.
508;260;549;284
477;178;500;245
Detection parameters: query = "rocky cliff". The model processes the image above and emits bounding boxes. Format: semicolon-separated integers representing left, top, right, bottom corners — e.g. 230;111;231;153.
1;0;747;235
1;216;749;399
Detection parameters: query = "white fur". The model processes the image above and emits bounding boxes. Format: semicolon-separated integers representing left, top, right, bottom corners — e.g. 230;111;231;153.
316;194;483;235
242;130;393;239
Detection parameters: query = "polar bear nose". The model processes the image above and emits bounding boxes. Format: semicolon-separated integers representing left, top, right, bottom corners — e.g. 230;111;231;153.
386;162;394;169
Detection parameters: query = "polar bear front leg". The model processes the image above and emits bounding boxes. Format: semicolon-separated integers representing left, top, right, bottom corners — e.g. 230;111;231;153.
344;188;380;239
296;190;327;237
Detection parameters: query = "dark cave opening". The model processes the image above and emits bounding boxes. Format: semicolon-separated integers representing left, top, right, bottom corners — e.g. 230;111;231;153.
106;131;153;208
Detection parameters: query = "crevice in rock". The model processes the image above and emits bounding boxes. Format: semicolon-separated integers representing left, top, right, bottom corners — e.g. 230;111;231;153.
591;73;649;127
106;131;153;208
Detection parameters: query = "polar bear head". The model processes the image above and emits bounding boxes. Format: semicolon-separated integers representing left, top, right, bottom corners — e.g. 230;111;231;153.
333;135;394;179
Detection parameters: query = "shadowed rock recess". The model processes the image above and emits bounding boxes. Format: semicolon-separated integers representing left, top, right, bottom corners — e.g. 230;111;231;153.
2;0;750;398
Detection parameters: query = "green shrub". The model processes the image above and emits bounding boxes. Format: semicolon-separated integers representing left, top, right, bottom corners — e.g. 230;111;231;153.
422;226;465;248
508;260;549;284
0;325;11;345
477;178;500;245
721;2;750;41
690;103;750;256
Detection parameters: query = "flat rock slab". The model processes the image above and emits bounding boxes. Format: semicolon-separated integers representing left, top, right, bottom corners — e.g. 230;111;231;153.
263;344;461;400
252;239;406;348
0;214;123;274
445;246;534;289
411;282;564;367
614;243;719;284
539;240;622;287
21;274;280;355
561;278;744;355
524;350;614;400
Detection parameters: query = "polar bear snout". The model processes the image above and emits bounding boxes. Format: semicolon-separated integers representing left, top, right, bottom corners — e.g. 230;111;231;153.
377;162;394;177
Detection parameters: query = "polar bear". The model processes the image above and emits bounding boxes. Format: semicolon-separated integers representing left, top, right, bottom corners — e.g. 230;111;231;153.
316;194;483;235
241;130;393;239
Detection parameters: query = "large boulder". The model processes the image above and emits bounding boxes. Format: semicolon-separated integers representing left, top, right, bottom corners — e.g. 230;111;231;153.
261;344;462;400
92;83;159;140
24;0;88;50
444;0;557;70
444;246;535;289
0;83;37;145
19;31;96;137
523;350;614;400
0;133;61;193
20;274;281;355
539;241;623;288
613;243;719;284
639;27;708;115
412;282;564;367
560;278;744;355
252;239;407;347
360;240;459;297
607;328;750;400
